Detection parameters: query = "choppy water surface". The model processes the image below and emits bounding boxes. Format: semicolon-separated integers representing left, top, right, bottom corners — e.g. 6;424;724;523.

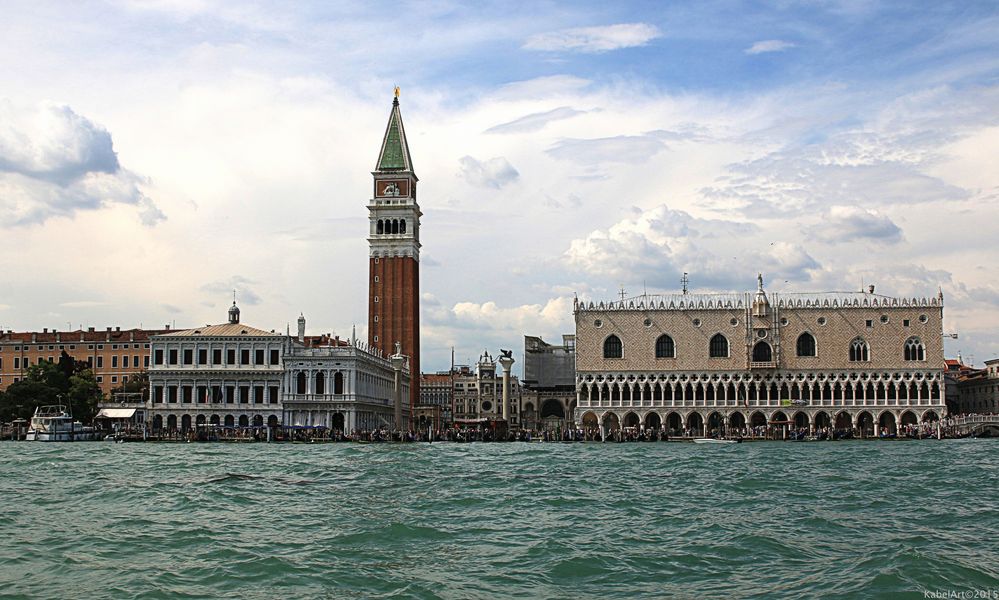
2;440;999;599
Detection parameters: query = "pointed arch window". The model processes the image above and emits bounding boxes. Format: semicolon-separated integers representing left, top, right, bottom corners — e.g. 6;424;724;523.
796;332;817;357
603;335;623;359
709;334;729;358
655;334;675;358
849;338;869;362
752;341;772;362
904;337;925;361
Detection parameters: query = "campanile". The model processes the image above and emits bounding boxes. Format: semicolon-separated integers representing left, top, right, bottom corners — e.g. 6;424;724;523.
368;89;421;412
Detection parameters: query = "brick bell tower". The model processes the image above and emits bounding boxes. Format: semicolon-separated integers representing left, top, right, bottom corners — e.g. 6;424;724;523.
368;88;421;413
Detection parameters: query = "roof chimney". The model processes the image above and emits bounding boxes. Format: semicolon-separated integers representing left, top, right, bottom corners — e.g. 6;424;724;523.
43;328;48;333
868;285;875;294
88;327;95;332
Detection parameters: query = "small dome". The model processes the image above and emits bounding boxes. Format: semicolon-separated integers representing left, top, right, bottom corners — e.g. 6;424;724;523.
228;301;240;324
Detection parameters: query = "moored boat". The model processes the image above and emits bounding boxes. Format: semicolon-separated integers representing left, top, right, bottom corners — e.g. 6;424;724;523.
24;405;99;441
693;438;740;444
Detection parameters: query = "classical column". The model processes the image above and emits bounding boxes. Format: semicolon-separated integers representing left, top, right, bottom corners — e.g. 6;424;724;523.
498;352;515;422
391;342;407;431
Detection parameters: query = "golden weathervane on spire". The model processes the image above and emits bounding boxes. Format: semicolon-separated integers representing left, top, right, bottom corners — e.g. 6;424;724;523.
394;86;401;98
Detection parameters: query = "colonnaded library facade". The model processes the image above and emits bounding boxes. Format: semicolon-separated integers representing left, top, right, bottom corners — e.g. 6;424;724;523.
573;277;946;436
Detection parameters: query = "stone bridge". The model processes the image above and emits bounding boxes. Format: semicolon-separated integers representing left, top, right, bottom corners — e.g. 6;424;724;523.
943;415;999;438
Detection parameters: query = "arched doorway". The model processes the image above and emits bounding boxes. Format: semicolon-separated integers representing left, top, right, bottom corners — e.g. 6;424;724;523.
793;411;809;429
252;414;264;427
602;413;620;431
729;412;746;431
750;411;767;428
152;415;163;431
707;411;723;436
666;412;682;434
922;410;940;422
581;411;598;429
268;415;279;428
238;414;249;427
644;412;662;430
224;414;235;428
857;411;874;437
332;412;345;432
196;414;206;426
878;412;897;436
623;412;640;429
209;414;220;426
540;399;565;420
686;412;704;436
835;411;852;430
166;414;177;431
900;411;918;428
814;411;831;430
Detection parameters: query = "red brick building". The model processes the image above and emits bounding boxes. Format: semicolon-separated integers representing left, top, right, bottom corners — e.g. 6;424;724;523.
368;91;421;411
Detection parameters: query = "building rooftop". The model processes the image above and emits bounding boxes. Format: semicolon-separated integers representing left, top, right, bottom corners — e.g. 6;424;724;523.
576;289;943;312
158;323;283;337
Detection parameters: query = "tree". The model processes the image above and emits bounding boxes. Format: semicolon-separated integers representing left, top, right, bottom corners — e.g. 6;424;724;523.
0;352;103;423
110;371;149;402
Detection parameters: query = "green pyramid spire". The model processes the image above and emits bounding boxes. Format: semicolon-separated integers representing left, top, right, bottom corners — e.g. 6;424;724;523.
375;96;414;172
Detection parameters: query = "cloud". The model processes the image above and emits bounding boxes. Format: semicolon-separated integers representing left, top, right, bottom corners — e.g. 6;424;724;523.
486;107;586;134
563;204;820;291
421;294;575;369
524;23;661;53
59;301;107;308
458;156;520;189
745;40;796;55
547;134;665;166
812;205;903;244
0;100;163;227
200;275;262;306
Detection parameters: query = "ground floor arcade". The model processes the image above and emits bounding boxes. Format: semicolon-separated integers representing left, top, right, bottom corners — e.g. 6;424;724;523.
574;407;944;438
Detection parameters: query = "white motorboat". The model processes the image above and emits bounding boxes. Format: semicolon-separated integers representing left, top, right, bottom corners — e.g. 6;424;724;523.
24;405;99;441
693;438;740;444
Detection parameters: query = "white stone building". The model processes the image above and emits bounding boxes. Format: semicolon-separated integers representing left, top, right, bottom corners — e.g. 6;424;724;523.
574;277;947;436
147;302;287;431
452;351;521;427
282;316;410;431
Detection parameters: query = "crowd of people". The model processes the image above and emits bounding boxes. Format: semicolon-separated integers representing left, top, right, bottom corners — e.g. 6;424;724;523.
55;413;989;444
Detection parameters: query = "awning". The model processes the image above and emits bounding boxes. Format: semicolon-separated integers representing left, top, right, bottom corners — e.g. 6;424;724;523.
96;408;137;419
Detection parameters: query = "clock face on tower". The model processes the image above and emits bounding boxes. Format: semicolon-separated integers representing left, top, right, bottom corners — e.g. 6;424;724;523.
376;180;409;198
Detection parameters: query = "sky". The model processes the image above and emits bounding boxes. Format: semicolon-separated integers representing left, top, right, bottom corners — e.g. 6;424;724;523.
1;0;998;373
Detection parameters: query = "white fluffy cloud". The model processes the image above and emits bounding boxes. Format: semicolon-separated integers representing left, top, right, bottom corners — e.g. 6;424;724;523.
0;100;163;226
523;23;661;53
458;155;519;189
812;205;903;244
564;204;820;291
745;40;795;55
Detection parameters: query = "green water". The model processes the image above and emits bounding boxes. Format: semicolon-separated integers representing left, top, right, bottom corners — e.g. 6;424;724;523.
2;440;998;599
